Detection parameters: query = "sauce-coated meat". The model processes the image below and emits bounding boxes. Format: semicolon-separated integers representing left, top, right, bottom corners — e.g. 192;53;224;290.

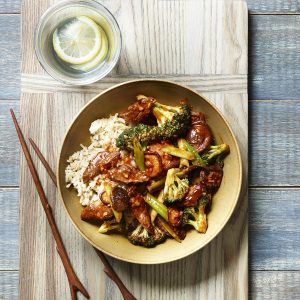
144;151;163;178
83;151;120;183
108;164;149;183
167;207;183;227
181;184;207;207
198;165;223;192
130;193;153;233
119;96;156;124
81;201;113;222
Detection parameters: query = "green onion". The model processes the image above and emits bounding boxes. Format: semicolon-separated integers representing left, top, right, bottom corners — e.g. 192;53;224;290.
145;193;168;221
162;145;195;160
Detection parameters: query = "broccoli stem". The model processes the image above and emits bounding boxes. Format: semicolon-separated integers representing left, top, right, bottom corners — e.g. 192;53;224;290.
147;177;166;193
162;145;195;160
179;139;207;167
206;144;230;160
157;216;182;243
104;184;122;223
98;221;121;233
145;193;168;221
150;190;164;223
178;139;190;167
133;139;145;171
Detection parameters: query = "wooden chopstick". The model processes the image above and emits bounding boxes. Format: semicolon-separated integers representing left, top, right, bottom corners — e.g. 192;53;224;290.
10;110;90;300
28;138;137;300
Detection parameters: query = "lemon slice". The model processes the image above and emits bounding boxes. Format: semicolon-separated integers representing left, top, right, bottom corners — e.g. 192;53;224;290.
53;16;102;65
70;27;108;71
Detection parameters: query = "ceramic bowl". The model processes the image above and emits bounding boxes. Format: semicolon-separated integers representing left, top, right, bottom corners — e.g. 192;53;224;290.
57;80;242;264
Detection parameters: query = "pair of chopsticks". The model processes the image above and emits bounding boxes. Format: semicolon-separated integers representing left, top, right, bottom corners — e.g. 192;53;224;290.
11;110;136;300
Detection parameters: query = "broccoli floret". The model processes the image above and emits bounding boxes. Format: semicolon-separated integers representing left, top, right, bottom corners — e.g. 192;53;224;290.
153;102;191;137
116;101;191;150
128;224;166;248
163;168;189;204
116;123;160;150
98;220;122;234
203;144;230;161
182;197;209;233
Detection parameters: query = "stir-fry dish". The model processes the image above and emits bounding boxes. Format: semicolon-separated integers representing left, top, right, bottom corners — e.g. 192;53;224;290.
65;95;230;247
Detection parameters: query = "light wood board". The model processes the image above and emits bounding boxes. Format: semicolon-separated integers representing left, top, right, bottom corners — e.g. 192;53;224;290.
20;0;248;299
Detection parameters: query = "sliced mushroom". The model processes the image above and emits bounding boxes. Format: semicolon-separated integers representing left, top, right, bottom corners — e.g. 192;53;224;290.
83;151;120;183
144;151;163;178
147;141;180;171
186;122;213;153
111;186;129;212
81;200;114;223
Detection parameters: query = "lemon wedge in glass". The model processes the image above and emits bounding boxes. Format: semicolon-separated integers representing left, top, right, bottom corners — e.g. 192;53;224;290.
70;27;108;71
53;16;102;65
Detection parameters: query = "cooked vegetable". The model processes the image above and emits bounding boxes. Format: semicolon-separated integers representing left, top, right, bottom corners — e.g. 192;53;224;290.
104;184;122;223
116;102;191;150
178;139;207;167
203;144;230;162
182;197;208;233
186;121;212;152
145;193;168;221
111;186;129;212
163;168;189;204
144;151;163;178
157;216;182;243
178;139;189;168
128;223;166;248
147;177;166;193
133;139;145;171
162;145;195;160
150;190;164;223
98;220;122;233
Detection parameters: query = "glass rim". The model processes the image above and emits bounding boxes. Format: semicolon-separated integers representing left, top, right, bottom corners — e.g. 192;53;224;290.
34;0;122;85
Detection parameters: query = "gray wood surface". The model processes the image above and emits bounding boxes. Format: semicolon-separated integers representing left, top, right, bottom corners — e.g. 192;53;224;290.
1;1;299;14
0;100;19;186
0;272;19;300
0;16;20;99
249;15;300;100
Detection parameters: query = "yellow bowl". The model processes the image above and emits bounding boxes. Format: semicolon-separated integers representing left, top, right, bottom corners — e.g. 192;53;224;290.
57;80;242;264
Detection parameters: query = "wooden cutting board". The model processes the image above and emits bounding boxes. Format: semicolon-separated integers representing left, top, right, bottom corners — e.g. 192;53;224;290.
20;0;248;299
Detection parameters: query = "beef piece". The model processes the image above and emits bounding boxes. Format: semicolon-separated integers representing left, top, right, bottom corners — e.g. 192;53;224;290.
83;151;120;183
81;201;113;223
167;207;183;227
144;151;163;178
130;193;153;233
181;184;207;207
119;96;156;124
108;164;149;183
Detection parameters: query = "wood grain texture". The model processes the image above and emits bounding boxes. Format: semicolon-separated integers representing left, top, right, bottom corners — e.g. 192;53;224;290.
0;100;20;186
249;188;300;270
247;0;300;13
0;1;20;13
19;0;248;299
0;188;19;270
2;270;300;300
0;15;20;99
0;272;18;300
250;271;300;299
250;101;300;186
249;15;300;100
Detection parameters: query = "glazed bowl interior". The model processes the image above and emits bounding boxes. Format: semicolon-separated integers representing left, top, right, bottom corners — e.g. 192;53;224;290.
57;80;242;264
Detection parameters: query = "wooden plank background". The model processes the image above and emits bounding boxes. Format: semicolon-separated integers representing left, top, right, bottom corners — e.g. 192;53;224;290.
0;0;300;299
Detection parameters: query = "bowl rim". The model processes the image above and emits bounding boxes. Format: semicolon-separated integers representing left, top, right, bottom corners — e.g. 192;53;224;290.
34;0;122;86
57;79;243;264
